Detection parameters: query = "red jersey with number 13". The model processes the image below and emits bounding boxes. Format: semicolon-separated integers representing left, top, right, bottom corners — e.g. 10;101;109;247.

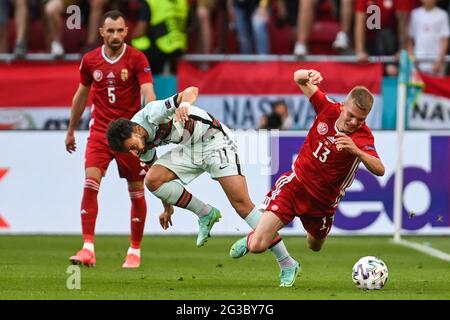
292;89;379;210
79;44;153;135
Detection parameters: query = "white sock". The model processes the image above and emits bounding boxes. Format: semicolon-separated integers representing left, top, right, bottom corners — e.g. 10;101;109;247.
197;203;212;217
244;207;296;268
272;242;296;268
83;242;94;253
152;181;211;217
127;247;141;257
244;207;262;229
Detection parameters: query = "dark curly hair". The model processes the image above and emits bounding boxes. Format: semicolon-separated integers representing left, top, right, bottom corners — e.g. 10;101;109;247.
106;118;136;152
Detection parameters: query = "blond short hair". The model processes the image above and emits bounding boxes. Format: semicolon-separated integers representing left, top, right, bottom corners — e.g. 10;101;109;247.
348;86;374;113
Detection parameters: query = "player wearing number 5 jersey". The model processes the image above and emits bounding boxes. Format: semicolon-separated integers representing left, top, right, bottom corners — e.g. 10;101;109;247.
65;10;156;269
230;69;385;283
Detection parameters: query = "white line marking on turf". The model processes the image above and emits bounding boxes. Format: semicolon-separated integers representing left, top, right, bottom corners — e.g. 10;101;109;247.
391;238;450;262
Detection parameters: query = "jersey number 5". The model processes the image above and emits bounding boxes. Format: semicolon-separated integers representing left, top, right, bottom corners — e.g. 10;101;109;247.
313;142;330;163
108;87;116;103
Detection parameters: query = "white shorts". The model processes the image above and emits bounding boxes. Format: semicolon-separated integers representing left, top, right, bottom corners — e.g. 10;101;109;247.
154;133;243;185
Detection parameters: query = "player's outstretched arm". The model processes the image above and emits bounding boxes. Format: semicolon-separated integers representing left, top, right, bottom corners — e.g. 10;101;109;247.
293;69;322;98
65;84;90;153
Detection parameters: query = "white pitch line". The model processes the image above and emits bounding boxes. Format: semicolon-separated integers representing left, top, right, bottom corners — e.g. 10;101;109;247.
391;238;450;262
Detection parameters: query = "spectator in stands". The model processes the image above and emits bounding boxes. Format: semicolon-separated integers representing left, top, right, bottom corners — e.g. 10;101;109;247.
332;0;353;52
83;0;108;52
44;0;65;58
408;0;450;76
0;0;8;53
131;0;189;75
292;0;319;56
194;0;229;69
228;0;270;54
354;0;411;63
0;0;28;56
259;100;293;130
196;0;229;54
196;0;215;55
291;0;350;56
354;0;416;76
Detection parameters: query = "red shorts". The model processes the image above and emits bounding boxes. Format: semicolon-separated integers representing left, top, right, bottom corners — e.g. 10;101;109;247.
262;170;335;239
85;132;147;181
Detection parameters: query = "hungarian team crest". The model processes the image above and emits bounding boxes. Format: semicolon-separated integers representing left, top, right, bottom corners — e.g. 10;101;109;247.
317;122;329;135
93;70;103;82
121;69;128;81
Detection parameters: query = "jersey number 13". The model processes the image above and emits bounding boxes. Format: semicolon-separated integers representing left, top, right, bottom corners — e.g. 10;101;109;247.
313;142;330;163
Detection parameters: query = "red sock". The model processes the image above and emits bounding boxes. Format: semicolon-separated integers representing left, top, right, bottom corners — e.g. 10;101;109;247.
81;178;100;243
129;189;147;249
269;235;282;249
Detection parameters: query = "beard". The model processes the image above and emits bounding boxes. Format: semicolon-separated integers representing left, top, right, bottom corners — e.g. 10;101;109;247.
108;40;123;51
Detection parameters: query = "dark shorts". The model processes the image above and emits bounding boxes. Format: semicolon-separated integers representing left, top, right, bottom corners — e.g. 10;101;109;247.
0;0;9;25
85;132;147;181
262;170;335;239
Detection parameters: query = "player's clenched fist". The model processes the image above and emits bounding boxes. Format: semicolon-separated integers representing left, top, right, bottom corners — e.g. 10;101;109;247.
175;101;190;124
335;133;360;156
294;69;323;86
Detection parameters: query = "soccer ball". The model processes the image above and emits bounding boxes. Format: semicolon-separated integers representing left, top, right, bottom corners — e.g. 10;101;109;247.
352;256;389;290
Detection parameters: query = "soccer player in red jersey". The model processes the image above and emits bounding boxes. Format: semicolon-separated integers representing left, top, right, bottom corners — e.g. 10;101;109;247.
65;10;156;268
230;69;385;281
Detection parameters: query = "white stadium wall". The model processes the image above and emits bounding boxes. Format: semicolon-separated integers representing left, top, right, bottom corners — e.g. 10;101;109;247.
0;131;449;235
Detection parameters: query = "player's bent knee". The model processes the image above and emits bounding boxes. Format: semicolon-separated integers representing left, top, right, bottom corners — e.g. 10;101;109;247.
307;240;323;252
308;245;322;252
248;235;271;253
144;174;162;192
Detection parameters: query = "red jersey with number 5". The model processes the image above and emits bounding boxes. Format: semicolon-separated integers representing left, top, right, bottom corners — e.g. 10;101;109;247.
79;44;153;135
292;89;379;210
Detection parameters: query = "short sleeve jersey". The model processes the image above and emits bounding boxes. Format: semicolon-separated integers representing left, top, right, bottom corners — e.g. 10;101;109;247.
131;94;231;163
79;44;153;135
292;89;379;208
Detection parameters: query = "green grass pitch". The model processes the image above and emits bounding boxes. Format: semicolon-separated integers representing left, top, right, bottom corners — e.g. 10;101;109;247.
0;235;449;300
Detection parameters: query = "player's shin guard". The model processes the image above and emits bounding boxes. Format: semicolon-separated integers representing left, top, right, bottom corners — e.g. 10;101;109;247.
152;181;211;217
129;189;147;249
80;178;100;243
